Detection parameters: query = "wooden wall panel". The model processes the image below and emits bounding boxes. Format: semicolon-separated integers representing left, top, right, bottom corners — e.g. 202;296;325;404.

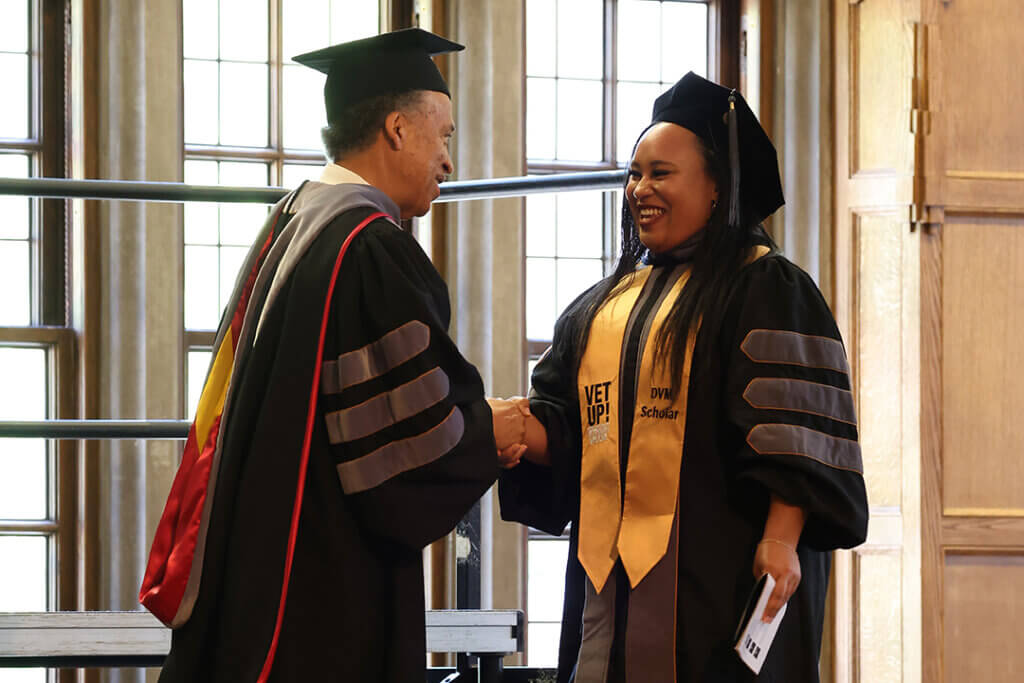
941;216;1024;513
849;0;913;176
856;213;904;508
856;551;903;683
937;0;1024;175
944;553;1024;682
943;516;1024;549
834;0;921;679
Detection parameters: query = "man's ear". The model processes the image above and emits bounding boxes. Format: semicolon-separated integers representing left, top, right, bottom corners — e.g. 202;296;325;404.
382;111;406;151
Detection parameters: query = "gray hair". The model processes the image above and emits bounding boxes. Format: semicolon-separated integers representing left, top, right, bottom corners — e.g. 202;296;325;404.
320;90;426;162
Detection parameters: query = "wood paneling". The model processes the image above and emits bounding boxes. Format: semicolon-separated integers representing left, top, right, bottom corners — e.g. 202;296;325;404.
941;216;1024;511
835;1;1024;681
940;177;1024;216
936;0;1024;175
855;550;903;683
943;516;1024;549
944;553;1024;682
849;0;913;176
920;225;943;683
856;212;903;508
833;0;921;678
923;2;1024;213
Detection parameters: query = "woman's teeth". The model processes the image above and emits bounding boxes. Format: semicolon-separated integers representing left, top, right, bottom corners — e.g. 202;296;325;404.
639;207;665;220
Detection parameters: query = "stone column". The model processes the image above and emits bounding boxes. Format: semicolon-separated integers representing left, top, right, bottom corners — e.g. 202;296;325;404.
772;0;833;297
771;3;836;677
446;0;527;640
92;1;183;680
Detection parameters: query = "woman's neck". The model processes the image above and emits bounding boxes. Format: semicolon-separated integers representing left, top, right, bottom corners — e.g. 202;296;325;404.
642;228;706;266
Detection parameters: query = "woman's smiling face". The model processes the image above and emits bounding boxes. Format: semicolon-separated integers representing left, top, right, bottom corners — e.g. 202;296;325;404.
626;122;719;254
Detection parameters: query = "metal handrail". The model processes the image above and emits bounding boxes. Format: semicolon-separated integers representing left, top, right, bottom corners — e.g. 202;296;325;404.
0;420;191;439
0;169;625;205
0;609;526;682
0;169;625;441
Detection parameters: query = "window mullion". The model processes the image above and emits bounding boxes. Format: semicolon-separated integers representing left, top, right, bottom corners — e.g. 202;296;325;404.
604;0;615;165
270;0;284;183
38;0;69;327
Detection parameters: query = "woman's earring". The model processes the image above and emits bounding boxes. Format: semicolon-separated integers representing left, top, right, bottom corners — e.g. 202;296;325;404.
711;199;718;211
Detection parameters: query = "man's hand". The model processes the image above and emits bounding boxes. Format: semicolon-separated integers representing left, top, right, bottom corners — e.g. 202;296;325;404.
486;397;528;450
753;538;801;623
486;395;552;467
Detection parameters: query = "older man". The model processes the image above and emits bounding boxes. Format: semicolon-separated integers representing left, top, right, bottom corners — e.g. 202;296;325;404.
142;29;514;682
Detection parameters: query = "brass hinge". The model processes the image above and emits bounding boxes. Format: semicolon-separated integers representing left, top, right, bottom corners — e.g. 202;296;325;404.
910;20;934;232
910;21;931;115
910;107;931;135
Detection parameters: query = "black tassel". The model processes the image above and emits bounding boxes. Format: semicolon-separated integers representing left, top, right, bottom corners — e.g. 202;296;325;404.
727;91;741;227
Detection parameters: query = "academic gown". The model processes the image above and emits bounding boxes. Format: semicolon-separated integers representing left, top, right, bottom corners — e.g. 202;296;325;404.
157;182;497;682
500;248;869;683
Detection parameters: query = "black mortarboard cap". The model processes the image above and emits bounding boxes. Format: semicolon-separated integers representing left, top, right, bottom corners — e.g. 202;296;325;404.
293;28;464;126
651;72;784;226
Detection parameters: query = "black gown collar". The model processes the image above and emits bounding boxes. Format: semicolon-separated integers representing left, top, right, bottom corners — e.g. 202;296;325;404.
641;229;706;267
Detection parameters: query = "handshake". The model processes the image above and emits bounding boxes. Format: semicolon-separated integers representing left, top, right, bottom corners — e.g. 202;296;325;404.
486;396;531;469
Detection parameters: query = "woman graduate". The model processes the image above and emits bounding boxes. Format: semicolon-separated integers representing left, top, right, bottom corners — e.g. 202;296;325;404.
490;72;869;682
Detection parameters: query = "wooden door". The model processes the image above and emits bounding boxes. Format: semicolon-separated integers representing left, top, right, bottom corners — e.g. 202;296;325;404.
918;1;1024;681
833;0;923;681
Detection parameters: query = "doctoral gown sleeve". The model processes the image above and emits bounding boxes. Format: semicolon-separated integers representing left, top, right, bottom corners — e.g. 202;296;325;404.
318;217;497;552
722;255;869;550
498;288;595;536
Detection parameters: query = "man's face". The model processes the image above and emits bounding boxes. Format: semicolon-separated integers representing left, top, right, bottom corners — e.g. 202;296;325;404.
398;91;455;219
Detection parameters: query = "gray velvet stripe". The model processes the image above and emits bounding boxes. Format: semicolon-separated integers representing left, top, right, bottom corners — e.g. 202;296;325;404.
575;573;616;683
336;406;464;494
741;329;850;375
321;320;431;394
254;182;401;341
324;367;450;444
625;498;678;682
743;377;857;425
747;423;864;473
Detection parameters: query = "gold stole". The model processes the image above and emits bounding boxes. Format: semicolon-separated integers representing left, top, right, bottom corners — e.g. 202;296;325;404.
576;247;771;593
576;266;696;592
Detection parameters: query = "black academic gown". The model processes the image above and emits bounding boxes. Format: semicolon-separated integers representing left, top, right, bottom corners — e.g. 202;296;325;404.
500;250;869;683
159;186;497;682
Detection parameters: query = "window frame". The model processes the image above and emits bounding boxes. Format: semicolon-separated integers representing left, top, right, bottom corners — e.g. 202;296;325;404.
0;327;77;596
0;0;68;327
182;0;415;182
0;0;75;649
524;0;734;358
181;0;407;413
524;525;571;666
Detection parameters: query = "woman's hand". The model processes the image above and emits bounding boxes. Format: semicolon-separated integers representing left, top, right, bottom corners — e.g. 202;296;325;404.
497;443;527;469
752;538;801;623
755;494;808;623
